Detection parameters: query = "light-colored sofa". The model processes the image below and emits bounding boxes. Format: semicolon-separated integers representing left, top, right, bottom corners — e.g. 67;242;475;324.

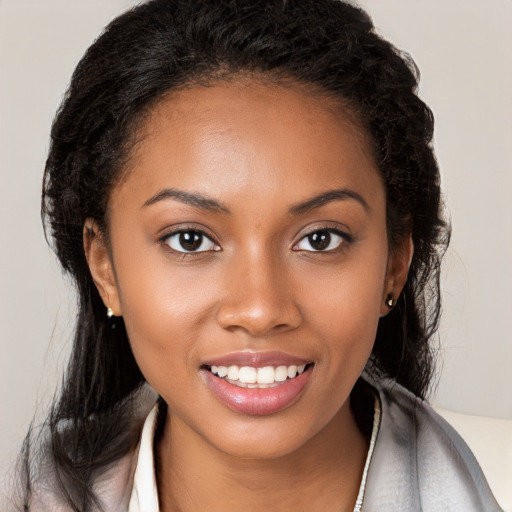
434;406;512;511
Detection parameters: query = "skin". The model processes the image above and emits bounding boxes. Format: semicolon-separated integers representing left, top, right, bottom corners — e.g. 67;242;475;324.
85;79;412;512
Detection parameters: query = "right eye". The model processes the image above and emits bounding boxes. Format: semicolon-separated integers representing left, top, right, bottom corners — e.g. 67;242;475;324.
294;228;347;252
164;230;219;253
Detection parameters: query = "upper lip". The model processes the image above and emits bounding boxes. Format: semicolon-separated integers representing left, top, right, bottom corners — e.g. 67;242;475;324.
202;351;311;368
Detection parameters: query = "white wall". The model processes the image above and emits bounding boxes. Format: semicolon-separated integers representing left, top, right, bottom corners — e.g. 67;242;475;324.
356;0;512;418
1;0;511;491
0;0;141;490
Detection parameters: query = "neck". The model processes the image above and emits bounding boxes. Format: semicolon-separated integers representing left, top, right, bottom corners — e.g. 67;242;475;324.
156;401;369;512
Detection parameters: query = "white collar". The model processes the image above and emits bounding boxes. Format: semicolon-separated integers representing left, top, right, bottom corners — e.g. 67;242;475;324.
128;405;160;512
128;396;381;512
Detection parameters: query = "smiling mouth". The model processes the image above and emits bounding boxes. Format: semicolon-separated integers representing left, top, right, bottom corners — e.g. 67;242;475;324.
204;363;314;389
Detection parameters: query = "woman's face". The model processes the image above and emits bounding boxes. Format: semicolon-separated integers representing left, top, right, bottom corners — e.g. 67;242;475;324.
88;80;409;459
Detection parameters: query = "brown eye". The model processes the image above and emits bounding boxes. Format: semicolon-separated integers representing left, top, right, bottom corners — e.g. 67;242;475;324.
165;230;218;253
295;229;344;252
308;231;331;250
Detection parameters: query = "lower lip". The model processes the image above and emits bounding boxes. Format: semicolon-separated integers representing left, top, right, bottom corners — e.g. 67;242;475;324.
202;368;312;416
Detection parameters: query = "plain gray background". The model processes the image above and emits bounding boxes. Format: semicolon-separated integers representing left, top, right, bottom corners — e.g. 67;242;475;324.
1;0;511;489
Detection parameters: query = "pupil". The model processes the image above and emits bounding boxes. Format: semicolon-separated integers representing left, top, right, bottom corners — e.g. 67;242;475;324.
309;231;330;250
179;231;202;251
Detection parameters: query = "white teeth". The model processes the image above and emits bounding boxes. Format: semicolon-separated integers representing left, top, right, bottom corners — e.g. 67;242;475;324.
227;365;239;381
217;366;228;378
209;363;310;386
274;365;288;382
287;365;298;379
257;366;275;384
238;366;257;384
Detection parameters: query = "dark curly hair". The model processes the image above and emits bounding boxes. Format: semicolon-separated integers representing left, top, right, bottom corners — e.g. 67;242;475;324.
17;0;449;510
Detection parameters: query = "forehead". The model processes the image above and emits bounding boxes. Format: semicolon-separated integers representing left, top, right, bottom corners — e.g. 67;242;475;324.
115;79;383;213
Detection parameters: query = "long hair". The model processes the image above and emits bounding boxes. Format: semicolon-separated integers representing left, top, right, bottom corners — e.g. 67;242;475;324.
18;1;448;510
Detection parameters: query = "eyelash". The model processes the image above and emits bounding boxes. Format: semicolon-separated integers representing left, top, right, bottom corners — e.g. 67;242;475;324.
159;227;220;255
159;226;353;255
293;227;352;253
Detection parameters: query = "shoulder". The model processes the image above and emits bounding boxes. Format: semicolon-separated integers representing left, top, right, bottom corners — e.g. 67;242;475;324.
25;450;139;512
362;377;503;511
8;388;157;512
18;429;142;512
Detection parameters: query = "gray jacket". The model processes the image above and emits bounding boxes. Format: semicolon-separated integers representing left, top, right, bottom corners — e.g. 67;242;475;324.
362;378;502;511
18;379;503;511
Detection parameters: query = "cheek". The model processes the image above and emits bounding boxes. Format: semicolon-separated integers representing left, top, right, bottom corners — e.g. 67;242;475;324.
300;253;386;325
112;252;219;387
299;251;387;370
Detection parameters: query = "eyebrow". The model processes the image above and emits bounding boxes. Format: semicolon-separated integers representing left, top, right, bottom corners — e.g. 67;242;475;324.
142;188;230;214
142;186;368;215
289;188;369;215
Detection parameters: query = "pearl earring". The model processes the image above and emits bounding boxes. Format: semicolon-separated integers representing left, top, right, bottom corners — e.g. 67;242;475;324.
107;306;114;318
386;295;394;308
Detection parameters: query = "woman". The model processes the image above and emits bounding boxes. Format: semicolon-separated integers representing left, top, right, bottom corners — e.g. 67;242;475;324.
12;0;502;511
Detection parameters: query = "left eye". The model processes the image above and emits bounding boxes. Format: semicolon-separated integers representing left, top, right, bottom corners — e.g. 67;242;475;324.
295;229;344;252
165;230;218;253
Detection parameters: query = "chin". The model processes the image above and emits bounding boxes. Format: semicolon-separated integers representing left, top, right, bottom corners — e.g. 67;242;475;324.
211;427;313;460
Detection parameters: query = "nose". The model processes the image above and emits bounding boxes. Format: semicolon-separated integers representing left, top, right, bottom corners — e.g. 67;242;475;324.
216;249;302;337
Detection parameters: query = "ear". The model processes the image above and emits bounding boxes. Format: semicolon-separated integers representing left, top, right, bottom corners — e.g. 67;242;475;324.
83;219;122;317
380;235;414;316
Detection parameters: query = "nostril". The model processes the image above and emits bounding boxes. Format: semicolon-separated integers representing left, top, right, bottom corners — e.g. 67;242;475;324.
216;302;302;336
